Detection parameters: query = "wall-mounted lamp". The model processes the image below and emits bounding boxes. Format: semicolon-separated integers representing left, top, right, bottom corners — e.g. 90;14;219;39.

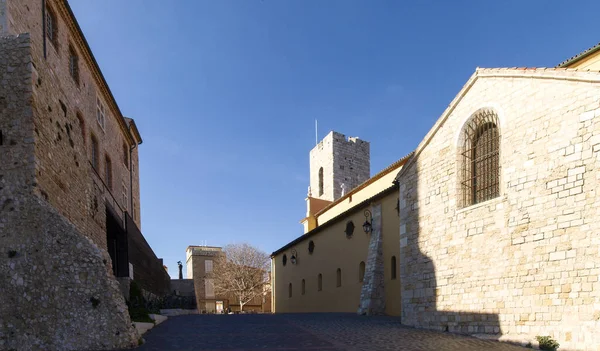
290;249;298;265
363;210;372;234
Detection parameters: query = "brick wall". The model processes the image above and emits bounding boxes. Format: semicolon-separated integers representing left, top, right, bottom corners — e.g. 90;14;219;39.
397;68;600;350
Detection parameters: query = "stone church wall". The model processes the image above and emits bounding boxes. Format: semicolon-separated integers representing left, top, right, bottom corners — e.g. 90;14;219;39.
0;33;138;351
397;69;600;350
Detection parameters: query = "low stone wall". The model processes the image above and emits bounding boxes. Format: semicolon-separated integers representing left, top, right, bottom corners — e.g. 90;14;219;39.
170;279;195;297
0;195;139;350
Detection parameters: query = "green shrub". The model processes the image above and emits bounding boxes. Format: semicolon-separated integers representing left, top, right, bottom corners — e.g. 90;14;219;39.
127;281;153;323
536;336;560;351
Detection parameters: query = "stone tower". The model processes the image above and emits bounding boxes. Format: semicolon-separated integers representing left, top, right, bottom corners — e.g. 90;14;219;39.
309;131;370;201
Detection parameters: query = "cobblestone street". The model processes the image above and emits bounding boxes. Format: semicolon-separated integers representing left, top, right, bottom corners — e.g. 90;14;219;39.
132;313;529;351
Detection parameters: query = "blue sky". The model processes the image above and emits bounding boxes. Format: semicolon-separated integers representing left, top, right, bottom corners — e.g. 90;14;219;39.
69;0;600;277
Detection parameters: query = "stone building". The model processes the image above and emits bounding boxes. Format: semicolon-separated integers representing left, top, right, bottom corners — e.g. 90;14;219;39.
0;1;167;349
395;47;600;350
272;44;600;350
186;245;271;313
272;132;409;316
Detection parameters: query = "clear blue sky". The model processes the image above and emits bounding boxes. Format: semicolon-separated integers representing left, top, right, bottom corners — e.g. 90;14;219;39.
69;0;600;278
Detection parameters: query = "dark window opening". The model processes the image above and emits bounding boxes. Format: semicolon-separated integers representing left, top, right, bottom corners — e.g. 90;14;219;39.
391;256;397;280
336;268;342;287
318;167;324;196
282;254;287;266
288;283;292;298
345;221;355;238
301;279;306;295
308;240;315;254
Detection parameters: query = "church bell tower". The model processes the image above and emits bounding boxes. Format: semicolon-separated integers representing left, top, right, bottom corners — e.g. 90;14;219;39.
308;131;370;202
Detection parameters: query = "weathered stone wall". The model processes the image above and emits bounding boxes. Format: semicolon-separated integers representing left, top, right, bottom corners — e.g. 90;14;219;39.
309;131;370;201
397;68;600;350
0;196;139;350
0;34;138;350
6;0;142;249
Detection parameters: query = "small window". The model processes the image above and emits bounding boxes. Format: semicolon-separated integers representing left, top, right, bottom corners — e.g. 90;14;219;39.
76;112;85;145
282;254;287;266
336;268;342;287
317;273;322;291
318;167;324;196
91;134;99;170
345;221;355;238
69;45;79;85
45;5;58;47
123;142;129;169
391;256;397;280
308;241;315;254
96;96;106;130
359;261;365;283
105;155;112;190
301;279;306;295
205;260;213;273
288;283;292;298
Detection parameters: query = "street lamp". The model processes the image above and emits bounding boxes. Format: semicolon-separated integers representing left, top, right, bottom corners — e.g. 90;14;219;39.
290;249;298;265
363;210;372;234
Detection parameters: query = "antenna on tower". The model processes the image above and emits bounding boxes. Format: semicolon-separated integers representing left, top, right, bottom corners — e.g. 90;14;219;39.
315;119;318;146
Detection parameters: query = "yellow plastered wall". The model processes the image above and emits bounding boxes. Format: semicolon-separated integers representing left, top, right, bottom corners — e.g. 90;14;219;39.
272;189;400;315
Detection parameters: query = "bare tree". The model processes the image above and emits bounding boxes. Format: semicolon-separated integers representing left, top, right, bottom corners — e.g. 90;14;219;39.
210;243;270;312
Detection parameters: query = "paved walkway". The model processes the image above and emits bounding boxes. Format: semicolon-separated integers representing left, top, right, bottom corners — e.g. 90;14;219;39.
131;313;529;351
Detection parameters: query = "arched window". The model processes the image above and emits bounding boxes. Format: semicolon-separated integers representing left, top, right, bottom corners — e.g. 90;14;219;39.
391;256;397;280
318;167;324;196
460;109;500;207
317;274;322;291
288;283;292;298
301;279;306;295
336;268;342;287
308;240;315;254
359;261;365;282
